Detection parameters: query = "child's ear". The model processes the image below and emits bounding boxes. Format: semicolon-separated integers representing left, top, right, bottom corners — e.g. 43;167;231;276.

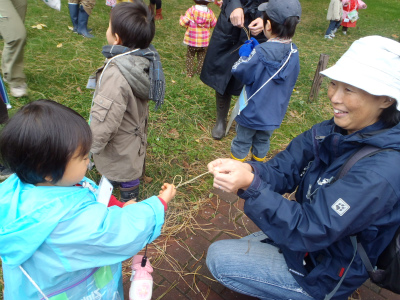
265;20;272;32
44;175;53;183
114;33;123;45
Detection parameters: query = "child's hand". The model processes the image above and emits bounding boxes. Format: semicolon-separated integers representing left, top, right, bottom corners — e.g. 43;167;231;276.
158;183;176;204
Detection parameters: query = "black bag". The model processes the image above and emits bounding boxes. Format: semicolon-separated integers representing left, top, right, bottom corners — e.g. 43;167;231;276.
338;145;400;294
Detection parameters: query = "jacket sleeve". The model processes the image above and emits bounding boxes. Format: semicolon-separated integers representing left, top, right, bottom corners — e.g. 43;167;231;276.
48;196;165;272
231;47;259;85
90;65;129;154
179;8;191;27
358;0;367;9
210;10;217;28
225;0;243;20
241;140;400;253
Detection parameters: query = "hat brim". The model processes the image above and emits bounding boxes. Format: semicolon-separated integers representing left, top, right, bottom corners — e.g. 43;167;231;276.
321;58;400;111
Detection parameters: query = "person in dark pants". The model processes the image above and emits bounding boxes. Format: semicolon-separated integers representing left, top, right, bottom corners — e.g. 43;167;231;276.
148;0;162;20
200;0;267;140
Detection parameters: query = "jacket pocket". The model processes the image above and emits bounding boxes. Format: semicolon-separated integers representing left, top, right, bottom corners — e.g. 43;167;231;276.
91;95;113;122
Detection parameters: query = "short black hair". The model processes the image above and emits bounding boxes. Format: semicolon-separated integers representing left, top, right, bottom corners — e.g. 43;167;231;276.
380;100;400;128
262;12;299;39
0;99;92;184
110;2;155;49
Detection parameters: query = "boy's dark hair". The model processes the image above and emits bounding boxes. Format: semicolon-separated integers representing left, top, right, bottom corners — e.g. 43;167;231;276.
193;0;211;5
110;2;155;49
262;12;299;39
0;99;92;185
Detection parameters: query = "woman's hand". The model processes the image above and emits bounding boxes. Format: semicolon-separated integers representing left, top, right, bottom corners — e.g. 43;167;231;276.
248;17;264;36
230;8;244;27
207;159;254;193
158;183;176;204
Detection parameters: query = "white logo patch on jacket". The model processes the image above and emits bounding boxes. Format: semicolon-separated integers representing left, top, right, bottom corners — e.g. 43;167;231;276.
331;198;350;216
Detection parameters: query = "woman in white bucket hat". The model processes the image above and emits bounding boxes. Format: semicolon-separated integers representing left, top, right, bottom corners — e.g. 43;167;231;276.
205;36;400;300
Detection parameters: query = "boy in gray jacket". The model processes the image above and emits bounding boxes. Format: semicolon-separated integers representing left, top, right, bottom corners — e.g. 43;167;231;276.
90;2;165;201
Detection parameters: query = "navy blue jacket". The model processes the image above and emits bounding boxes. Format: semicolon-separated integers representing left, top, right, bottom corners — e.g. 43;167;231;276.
239;119;400;299
232;42;300;131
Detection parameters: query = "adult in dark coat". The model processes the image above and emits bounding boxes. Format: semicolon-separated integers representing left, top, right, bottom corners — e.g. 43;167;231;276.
200;0;267;140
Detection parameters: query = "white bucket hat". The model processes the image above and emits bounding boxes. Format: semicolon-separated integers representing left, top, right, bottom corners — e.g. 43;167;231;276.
321;36;400;110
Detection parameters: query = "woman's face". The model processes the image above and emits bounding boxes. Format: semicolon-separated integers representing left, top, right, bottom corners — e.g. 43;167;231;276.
328;80;391;134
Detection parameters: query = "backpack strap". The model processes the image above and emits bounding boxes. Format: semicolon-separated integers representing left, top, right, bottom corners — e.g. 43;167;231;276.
336;145;383;180
324;145;391;299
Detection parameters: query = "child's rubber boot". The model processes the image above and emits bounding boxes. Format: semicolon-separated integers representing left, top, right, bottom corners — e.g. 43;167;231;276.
129;255;153;300
212;92;231;140
155;8;163;20
120;185;139;202
77;5;94;38
68;3;79;33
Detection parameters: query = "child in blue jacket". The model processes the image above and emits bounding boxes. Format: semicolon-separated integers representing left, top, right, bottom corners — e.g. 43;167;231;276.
230;0;301;162
0;100;175;300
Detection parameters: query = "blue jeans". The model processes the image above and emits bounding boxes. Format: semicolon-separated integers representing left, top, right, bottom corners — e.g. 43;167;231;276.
231;124;274;160
206;232;314;300
325;20;341;35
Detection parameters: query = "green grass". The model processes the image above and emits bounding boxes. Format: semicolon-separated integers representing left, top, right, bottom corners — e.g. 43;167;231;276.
1;0;399;297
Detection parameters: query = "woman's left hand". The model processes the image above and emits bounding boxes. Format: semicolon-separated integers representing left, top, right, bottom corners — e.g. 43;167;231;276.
248;18;264;36
208;158;254;193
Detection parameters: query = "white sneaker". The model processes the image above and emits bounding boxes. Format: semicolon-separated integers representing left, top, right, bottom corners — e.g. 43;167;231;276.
6;103;12;109
343;31;347;35
10;83;28;98
330;33;335;37
324;35;333;39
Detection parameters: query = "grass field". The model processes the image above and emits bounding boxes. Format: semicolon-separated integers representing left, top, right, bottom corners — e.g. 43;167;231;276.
0;0;399;297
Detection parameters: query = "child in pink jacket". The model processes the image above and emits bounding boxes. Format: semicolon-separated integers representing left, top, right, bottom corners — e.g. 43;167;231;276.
341;0;367;35
179;0;217;77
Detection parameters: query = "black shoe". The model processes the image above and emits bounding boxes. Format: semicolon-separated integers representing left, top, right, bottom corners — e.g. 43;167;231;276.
120;185;140;202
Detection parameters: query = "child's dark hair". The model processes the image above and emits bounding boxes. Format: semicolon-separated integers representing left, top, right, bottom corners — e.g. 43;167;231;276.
110;2;155;49
262;12;299;39
0;99;92;185
193;0;211;5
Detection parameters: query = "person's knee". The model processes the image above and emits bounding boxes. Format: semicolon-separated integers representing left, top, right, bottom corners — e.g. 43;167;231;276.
206;240;226;276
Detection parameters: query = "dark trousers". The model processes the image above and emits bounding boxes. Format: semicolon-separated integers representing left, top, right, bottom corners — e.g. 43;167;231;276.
149;0;161;9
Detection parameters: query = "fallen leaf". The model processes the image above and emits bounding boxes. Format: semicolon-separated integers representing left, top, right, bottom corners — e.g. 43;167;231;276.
392;34;399;39
143;175;153;183
31;23;47;29
57;43;63;48
168;128;180;139
77;87;82;93
182;161;190;168
68;26;74;31
171;79;176;84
